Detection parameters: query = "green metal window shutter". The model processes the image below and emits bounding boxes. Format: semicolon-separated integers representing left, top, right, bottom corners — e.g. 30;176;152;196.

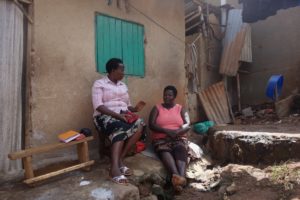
96;14;145;77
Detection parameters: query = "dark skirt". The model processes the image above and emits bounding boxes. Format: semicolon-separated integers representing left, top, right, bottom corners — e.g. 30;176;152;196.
94;114;144;144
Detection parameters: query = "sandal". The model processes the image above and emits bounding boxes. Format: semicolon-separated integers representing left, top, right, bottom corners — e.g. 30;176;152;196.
120;166;133;176
111;175;128;185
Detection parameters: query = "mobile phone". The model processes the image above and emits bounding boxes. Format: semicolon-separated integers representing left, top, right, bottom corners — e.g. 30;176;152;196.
135;101;146;111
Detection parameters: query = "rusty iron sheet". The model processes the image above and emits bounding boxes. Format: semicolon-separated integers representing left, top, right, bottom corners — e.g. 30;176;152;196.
198;81;232;124
219;9;252;76
240;24;252;63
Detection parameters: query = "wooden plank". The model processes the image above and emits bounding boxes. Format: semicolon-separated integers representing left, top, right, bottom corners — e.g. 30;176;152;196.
8;136;94;160
24;0;34;149
109;17;116;58
137;25;144;76
185;12;201;24
115;19;122;58
236;72;241;112
23;156;34;179
103;16;110;71
13;0;33;24
77;142;90;171
96;15;104;72
24;160;95;185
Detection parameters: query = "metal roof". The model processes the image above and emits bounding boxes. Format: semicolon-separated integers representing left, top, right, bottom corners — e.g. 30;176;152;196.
219;9;252;76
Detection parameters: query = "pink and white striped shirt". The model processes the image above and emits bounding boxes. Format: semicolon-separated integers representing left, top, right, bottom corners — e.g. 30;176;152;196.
92;76;131;116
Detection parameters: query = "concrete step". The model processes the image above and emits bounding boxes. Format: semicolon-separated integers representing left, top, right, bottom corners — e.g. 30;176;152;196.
207;125;300;164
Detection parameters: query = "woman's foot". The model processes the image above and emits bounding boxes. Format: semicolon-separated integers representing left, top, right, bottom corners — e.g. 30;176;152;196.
110;166;128;185
172;174;187;187
111;175;128;185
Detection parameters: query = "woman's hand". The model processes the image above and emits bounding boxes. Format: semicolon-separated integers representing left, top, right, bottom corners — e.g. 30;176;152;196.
176;127;190;137
165;129;178;138
166;127;190;139
117;113;128;122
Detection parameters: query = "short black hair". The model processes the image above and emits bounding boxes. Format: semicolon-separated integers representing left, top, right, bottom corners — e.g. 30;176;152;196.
106;58;123;73
163;85;177;97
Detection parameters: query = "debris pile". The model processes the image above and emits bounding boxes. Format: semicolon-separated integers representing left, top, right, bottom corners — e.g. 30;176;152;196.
234;100;300;125
186;155;221;192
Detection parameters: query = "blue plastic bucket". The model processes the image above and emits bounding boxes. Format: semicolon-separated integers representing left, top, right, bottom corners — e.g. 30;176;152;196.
265;75;284;101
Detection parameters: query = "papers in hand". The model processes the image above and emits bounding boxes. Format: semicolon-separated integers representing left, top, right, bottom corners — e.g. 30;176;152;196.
58;130;81;143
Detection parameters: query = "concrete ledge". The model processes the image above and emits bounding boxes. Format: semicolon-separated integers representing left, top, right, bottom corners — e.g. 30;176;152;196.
208;125;300;164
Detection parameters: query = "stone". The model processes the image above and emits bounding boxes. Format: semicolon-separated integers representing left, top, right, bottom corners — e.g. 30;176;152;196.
226;182;237;195
218;185;227;196
133;169;145;177
242;107;254;117
139;183;152;197
151;184;166;200
189;182;207;191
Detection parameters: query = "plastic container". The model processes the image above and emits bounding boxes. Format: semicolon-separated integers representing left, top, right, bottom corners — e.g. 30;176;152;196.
193;121;214;134
265;75;284;101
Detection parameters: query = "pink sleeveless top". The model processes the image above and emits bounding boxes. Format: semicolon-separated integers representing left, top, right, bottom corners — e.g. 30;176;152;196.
152;104;184;140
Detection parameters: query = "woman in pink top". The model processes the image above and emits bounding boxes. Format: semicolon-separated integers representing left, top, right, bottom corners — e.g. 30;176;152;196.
149;85;190;193
92;58;145;185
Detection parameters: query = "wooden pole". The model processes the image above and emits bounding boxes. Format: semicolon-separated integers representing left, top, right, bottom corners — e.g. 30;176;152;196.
22;156;34;179
8;136;94;160
24;161;94;185
237;72;241;112
77;142;91;171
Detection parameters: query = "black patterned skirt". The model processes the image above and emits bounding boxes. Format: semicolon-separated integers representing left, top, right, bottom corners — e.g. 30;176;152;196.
94;114;145;144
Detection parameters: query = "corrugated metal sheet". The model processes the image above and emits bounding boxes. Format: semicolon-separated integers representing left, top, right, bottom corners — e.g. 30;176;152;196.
240;21;252;62
219;9;252;76
198;82;232;124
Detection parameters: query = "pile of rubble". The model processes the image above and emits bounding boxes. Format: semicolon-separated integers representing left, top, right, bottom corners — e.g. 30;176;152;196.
234;95;300;125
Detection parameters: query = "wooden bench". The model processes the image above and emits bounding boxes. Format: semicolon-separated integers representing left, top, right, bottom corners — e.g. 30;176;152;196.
8;136;94;185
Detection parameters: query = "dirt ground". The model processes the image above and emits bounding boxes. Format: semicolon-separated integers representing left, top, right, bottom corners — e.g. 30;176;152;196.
1;152;300;200
174;105;300;200
175;161;300;200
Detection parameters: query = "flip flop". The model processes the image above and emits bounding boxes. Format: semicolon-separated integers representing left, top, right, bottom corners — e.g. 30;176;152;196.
111;175;128;185
120;166;133;176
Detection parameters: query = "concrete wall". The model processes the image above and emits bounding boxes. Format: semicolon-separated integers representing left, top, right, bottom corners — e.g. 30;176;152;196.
30;0;185;166
240;6;300;105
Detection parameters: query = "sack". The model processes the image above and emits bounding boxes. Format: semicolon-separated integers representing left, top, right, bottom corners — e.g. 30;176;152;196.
123;111;139;124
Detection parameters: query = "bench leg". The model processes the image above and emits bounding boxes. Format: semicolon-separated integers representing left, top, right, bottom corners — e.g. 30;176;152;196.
77;141;90;171
22;156;34;179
